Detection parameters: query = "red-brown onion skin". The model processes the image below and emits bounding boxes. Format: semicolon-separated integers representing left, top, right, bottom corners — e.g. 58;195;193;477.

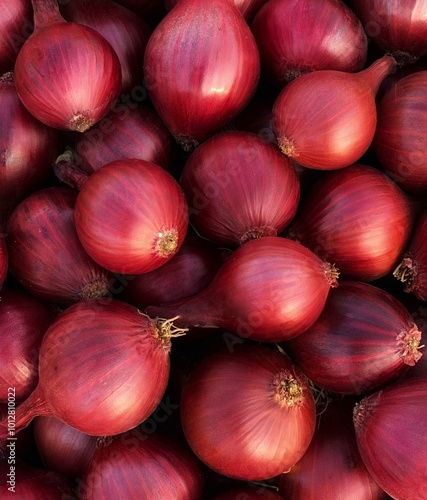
285;281;423;395
79;430;205;500
33;416;97;478
180;343;316;481
353;378;427;500
272;55;396;170
0;238;6;288
373;72;427;195
287;164;413;282
213;486;284;499
74;159;188;275
180;131;300;246
251;0;368;87
143;0;260;151
6;187;113;304
353;0;427;64
277;401;387;500
0;288;57;403
73;105;175;174
60;0;152;92
146;236;338;343
0;72;59;231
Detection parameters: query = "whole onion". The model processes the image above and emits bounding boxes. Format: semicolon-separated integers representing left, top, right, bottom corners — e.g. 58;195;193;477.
180;131;300;246
14;0;122;132
353;377;427;500
180;342;316;481
272;55;396;169
143;0;260;151
251;0;368;86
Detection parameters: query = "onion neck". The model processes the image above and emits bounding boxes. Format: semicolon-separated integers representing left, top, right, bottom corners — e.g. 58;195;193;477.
353;392;382;431
393;255;417;293
359;54;397;96
0;71;14;85
396;325;424;366
54;151;89;191
32;0;66;30
323;262;339;288
151;316;187;350
272;369;306;408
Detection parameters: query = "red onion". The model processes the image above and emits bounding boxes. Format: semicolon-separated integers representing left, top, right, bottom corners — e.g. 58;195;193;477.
394;207;427;300
180;342;316;481
353;0;427;66
74;158;188;275
0;288;57;403
0;298;181;437
143;0;260;151
353;377;427;500
0;71;59;231
277;401;387;499
373;71;427;195
0;238;7;288
146;236;339;343
180;131;300;246
14;0;122;132
6;186;114;304
285;281;424;395
251;0;368;86
60;0;152;92
272;55;397;170
214;486;284;499
33;416;97;478
79;429;205;499
287;164;413;282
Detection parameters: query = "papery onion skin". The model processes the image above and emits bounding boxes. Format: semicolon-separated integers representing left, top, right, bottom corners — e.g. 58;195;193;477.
146;236;339;343
180;342;316;481
180;131;300;246
144;0;260;151
353;378;427;500
285;281;424;395
373;71;427;195
6;186;114;304
74;159;188;275
251;0;368;86
287;164;413;282
272;55;396;170
79;430;205;499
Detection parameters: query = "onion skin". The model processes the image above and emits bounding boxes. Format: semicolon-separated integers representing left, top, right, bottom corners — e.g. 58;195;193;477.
180;342;316;481
79;430;205;499
353;378;427;500
146;236;339;343
74;159;189;275
272;55;396;170
285;281;424;395
287;164;413;282
6;186;114;304
251;0;368;86
143;0;260;151
180;131;300;246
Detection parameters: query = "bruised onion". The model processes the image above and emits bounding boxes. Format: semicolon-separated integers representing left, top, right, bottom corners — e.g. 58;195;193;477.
14;0;121;132
353;377;427;500
74;159;188;275
147;236;339;343
251;0;368;86
272;55;396;169
144;0;260;151
180;131;300;246
7;187;114;304
285;281;424;395
180;342;316;481
287;164;413;282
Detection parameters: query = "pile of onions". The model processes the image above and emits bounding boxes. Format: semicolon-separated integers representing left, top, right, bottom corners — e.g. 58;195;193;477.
353;377;427;500
272;55;396;169
143;0;260;151
0;298;180;437
147;236;339;343
79;429;205;499
180;131;300;246
285;281;424;395
6;186;114;304
180;342;316;481
250;0;368;86
74;158;188;275
287;164;414;282
14;0;122;132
